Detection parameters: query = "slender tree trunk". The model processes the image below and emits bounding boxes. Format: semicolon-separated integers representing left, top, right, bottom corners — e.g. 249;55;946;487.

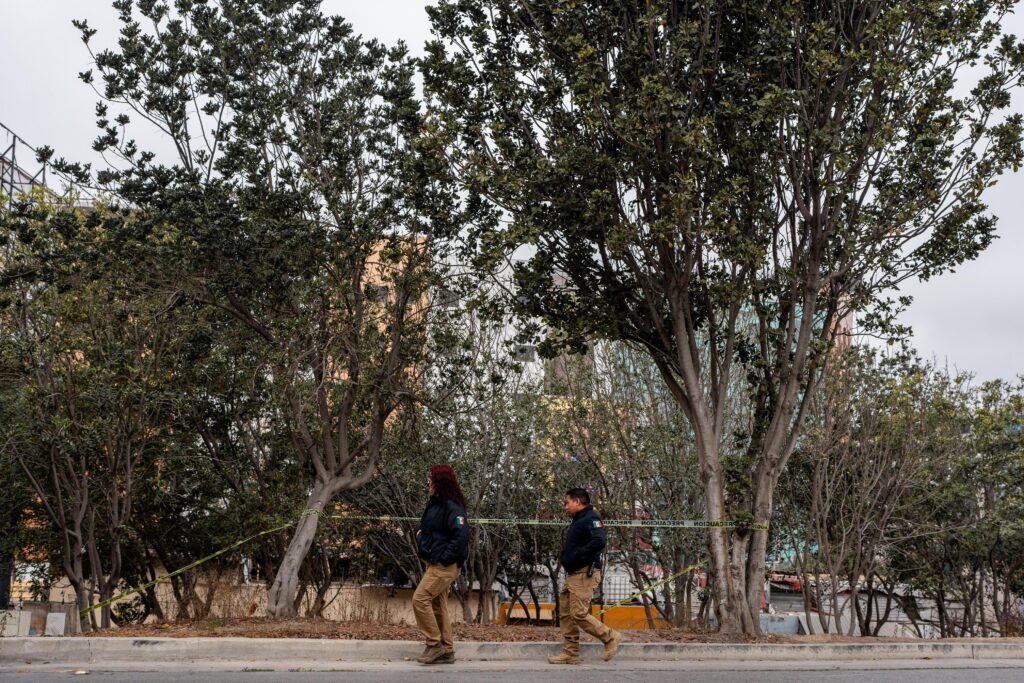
697;587;711;625
454;574;473;622
547;563;561;624
830;573;843;634
937;585;948;637
978;567;988;637
0;551;11;609
70;577;92;633
98;583;115;630
143;583;165;623
64;551;92;633
306;546;334;618
526;582;542;625
681;573;693;628
266;481;335;617
872;581;894;637
898;594;924;638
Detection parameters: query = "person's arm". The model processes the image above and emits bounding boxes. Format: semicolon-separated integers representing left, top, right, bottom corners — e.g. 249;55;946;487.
577;517;607;564
416;506;433;560
438;502;469;566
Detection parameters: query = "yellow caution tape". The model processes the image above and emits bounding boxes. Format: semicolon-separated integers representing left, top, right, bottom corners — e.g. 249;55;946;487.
80;519;295;619
320;512;768;531
596;559;706;616
80;511;764;618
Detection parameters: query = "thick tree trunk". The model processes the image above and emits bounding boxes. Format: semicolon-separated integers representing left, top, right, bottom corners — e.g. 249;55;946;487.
724;535;757;634
701;453;751;633
266;481;335;617
702;454;759;635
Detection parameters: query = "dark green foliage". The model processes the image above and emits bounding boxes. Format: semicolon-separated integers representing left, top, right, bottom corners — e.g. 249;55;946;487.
421;0;1024;634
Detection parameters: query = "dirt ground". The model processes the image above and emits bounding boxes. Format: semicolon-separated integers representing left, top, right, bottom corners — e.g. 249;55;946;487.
78;617;1024;644
82;618;767;643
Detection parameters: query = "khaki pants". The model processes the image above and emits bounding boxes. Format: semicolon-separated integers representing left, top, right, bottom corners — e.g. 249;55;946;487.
413;562;460;653
558;568;612;656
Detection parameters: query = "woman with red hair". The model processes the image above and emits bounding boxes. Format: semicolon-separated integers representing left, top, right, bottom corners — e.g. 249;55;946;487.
412;464;470;665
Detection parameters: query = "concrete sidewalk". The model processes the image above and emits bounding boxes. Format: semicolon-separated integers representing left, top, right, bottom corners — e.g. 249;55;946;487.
2;637;1024;665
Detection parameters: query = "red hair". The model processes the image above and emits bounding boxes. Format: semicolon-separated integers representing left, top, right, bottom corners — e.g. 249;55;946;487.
430;464;467;508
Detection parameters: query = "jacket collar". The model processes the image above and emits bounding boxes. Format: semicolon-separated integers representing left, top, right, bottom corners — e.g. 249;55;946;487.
572;505;593;522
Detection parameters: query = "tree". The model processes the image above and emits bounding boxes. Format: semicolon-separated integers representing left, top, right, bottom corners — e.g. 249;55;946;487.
0;225;32;612
777;349;974;635
0;200;193;629
422;0;1024;633
887;376;1024;637
358;304;554;624
972;380;1024;635
138;316;307;621
538;341;713;627
65;0;459;616
0;444;32;611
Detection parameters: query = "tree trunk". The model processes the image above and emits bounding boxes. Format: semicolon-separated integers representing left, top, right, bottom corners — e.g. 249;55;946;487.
723;536;757;634
70;578;92;633
454;573;473;622
64;552;92;632
679;572;692;628
700;447;756;634
169;572;195;620
873;580;895;637
98;583;115;630
526;582;542;624
266;481;335;617
0;551;11;609
547;563;561;624
196;568;222;620
696;431;776;635
978;567;988;637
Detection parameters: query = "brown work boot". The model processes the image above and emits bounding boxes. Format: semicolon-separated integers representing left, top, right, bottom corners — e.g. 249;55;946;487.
603;630;621;661
417;644;446;664
437;652;455;664
547;653;581;665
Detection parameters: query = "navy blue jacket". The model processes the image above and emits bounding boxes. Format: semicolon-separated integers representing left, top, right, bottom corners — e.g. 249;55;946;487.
417;496;470;567
560;506;607;573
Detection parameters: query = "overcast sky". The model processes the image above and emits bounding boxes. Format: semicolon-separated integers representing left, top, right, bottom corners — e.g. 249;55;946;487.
2;1;1022;383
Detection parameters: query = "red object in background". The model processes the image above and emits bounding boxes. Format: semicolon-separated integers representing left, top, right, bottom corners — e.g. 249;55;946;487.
768;572;802;591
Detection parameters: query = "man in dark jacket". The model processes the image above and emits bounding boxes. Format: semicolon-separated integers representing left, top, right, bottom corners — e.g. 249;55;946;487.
549;488;620;665
413;465;470;664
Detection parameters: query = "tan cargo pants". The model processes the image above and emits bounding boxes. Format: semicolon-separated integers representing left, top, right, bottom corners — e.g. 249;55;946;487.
559;568;613;656
412;562;460;653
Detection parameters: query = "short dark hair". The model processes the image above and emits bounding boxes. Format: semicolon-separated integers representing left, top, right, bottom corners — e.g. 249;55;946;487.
565;488;590;505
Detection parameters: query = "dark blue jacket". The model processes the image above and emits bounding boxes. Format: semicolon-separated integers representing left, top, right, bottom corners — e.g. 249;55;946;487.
560;506;607;573
417;496;470;567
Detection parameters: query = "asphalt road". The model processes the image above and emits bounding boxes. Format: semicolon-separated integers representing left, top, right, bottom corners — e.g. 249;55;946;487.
4;662;1024;682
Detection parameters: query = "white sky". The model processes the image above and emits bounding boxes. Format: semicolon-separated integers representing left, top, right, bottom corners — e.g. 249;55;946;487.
2;1;1022;383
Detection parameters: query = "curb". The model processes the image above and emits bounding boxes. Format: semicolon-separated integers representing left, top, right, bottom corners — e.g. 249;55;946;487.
3;638;1024;664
